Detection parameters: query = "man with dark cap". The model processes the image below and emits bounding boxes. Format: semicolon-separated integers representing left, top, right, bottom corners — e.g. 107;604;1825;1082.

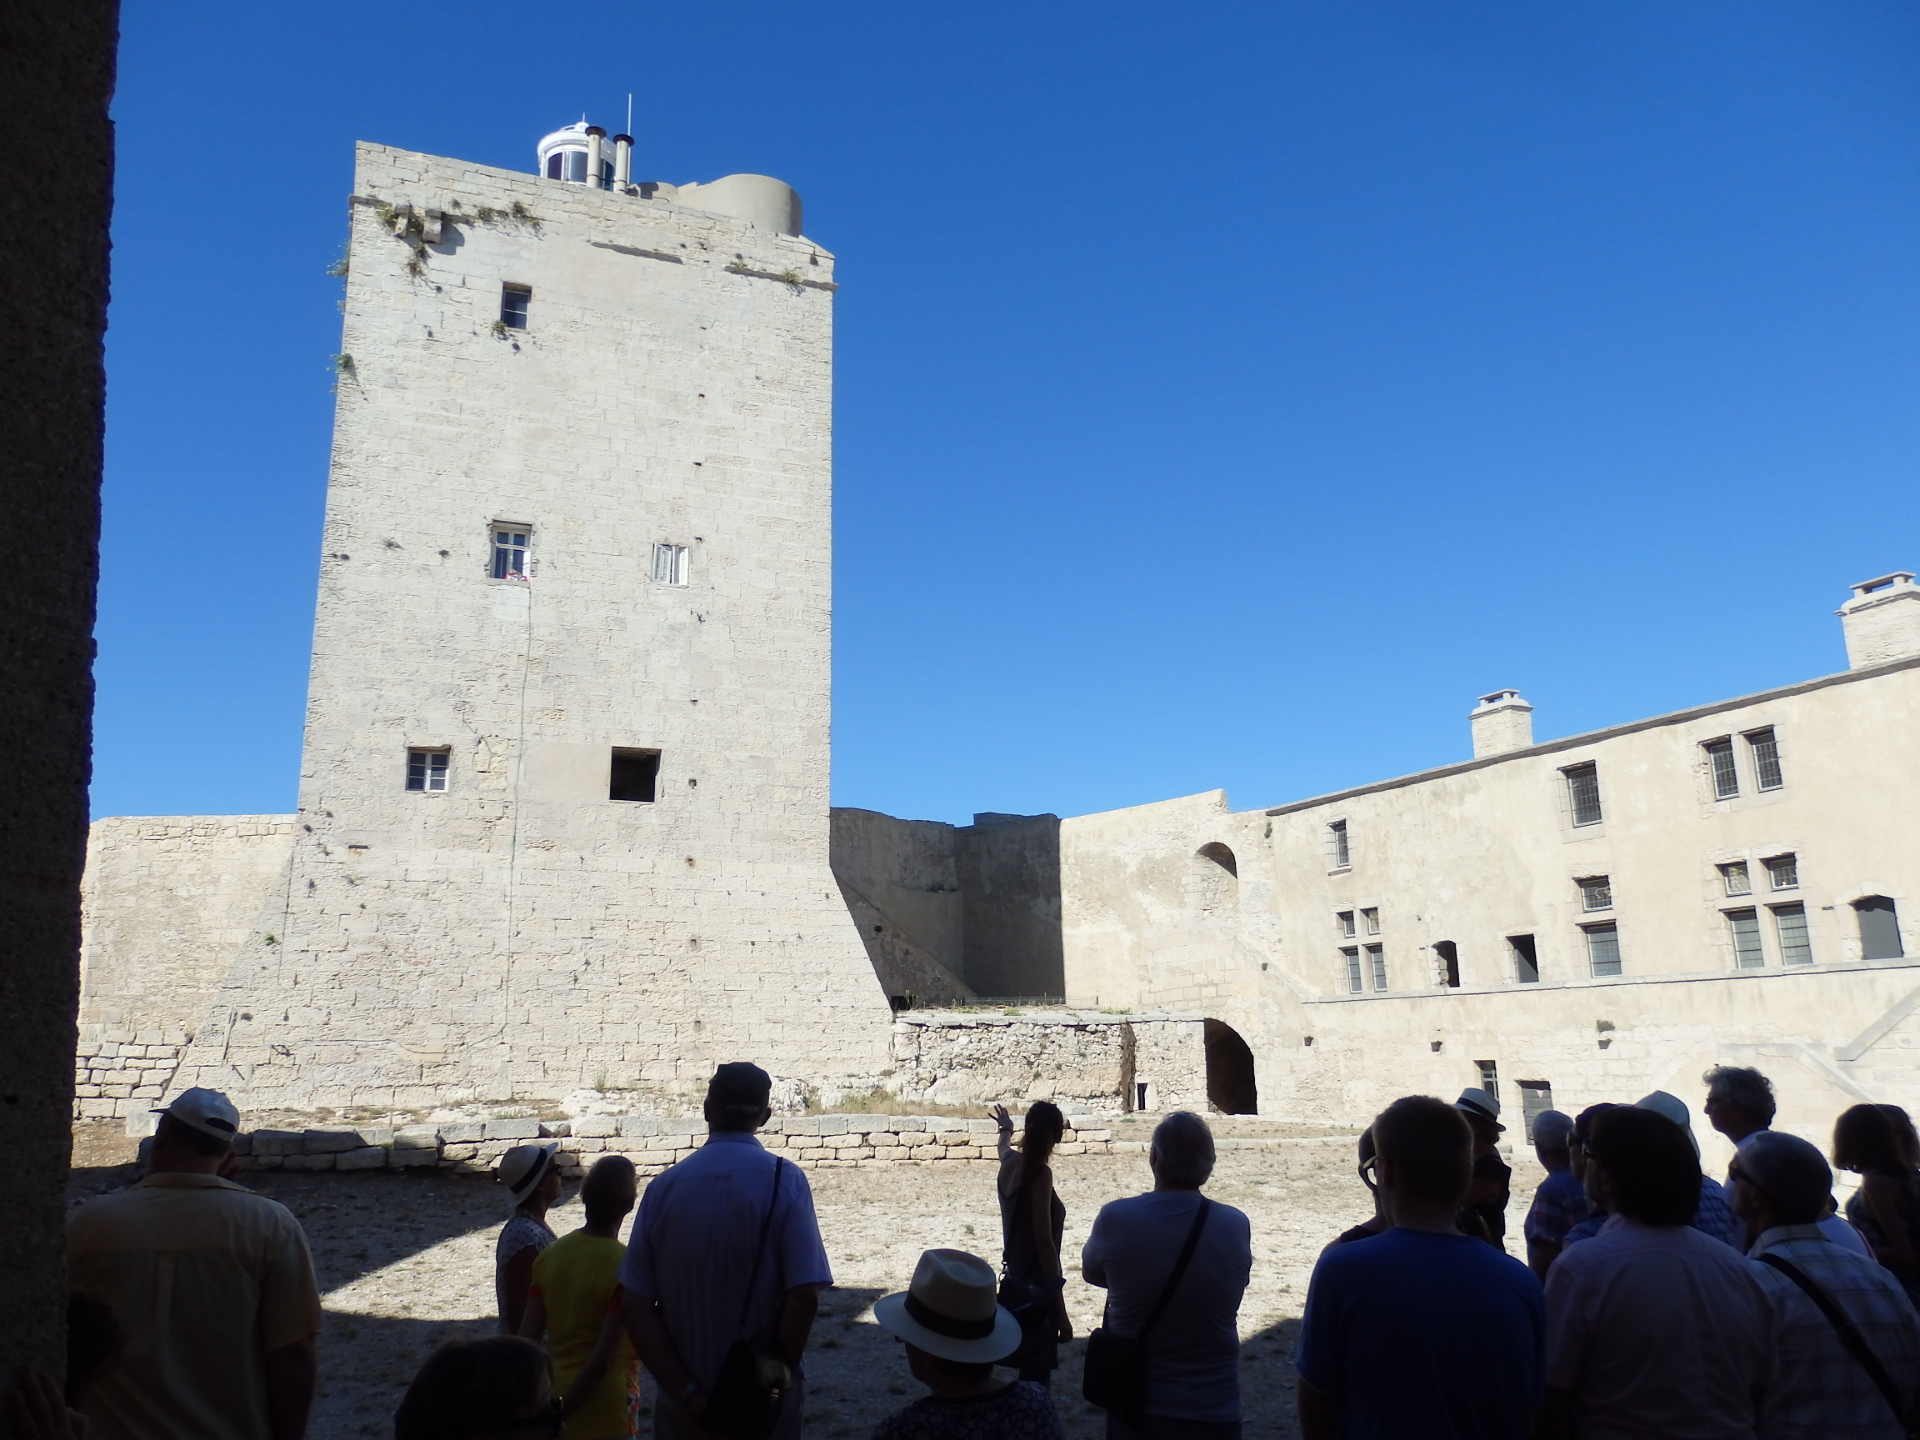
617;1063;831;1440
1731;1130;1920;1439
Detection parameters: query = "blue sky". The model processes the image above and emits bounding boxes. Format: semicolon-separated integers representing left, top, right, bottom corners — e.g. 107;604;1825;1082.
97;3;1920;824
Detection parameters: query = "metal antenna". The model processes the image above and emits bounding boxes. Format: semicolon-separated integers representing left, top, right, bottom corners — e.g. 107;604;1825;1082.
627;93;633;137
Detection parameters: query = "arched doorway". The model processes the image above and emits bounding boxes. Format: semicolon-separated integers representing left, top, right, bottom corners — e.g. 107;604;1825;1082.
1203;1018;1257;1114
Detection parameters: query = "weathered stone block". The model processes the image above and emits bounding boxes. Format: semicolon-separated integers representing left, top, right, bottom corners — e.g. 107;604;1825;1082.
441;1142;479;1162
484;1119;541;1141
304;1129;365;1154
395;1125;440;1148
251;1130;305;1156
439;1121;485;1143
336;1146;388;1171
572;1117;619;1138
390;1146;439;1168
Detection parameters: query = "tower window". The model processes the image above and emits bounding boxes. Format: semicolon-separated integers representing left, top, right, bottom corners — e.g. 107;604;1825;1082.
1747;728;1783;791
406;748;449;792
1577;876;1612;912
1583;922;1621;977
1773;903;1812;966
1727;909;1765;969
609;748;661;803
1328;819;1350;869
1362;907;1380;935
1509;934;1540;984
1366;944;1387;992
1719;862;1752;897
1337;911;1356;938
1856;896;1904;960
1341;947;1362;994
1704;738;1739;799
1564;764;1603;827
1764;854;1798;891
1434;940;1460;988
501;284;531;330
652;543;689;587
492;525;530;581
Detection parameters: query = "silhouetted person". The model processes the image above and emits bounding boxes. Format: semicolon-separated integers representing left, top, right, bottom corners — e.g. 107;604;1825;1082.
1539;1106;1770;1439
1560;1104;1621;1250
1083;1112;1253;1440
991;1101;1073;1386
1453;1088;1511;1243
1835;1102;1920;1309
1326;1128;1387;1250
1523;1111;1586;1280
1703;1065;1870;1255
1731;1130;1920;1440
67;1088;320;1440
395;1335;557;1440
1637;1089;1741;1247
869;1249;1062;1440
1296;1096;1543;1440
496;1141;564;1334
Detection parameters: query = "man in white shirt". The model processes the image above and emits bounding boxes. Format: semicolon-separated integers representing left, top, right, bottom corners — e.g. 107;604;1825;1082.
1731;1131;1920;1440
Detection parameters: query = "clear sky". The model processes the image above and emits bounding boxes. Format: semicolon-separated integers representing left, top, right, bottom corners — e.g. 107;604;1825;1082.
96;3;1920;825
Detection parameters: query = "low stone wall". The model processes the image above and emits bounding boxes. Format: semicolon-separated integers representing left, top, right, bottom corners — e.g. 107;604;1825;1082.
73;1030;188;1121
228;1114;1119;1177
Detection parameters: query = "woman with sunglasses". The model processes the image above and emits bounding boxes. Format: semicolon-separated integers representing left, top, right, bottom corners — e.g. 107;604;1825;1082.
394;1335;563;1439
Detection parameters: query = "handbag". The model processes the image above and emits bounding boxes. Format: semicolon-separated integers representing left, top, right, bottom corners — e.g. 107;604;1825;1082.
1756;1251;1918;1439
1082;1199;1211;1426
704;1158;793;1440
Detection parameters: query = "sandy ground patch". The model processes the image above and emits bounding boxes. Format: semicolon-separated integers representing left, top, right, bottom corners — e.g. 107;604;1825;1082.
67;1124;1544;1440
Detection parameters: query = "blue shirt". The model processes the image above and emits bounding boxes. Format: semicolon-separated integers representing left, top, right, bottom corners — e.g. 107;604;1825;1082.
1523;1167;1589;1249
618;1132;832;1390
1690;1175;1742;1248
1295;1227;1544;1440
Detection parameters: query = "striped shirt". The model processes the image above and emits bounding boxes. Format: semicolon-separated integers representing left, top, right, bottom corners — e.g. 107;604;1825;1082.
1748;1225;1920;1440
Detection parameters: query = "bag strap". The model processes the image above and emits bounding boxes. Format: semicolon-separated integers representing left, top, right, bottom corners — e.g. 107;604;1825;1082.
1136;1199;1211;1344
1756;1251;1909;1428
734;1157;787;1334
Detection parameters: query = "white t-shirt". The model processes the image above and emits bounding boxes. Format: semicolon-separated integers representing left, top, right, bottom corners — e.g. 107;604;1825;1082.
1081;1191;1253;1423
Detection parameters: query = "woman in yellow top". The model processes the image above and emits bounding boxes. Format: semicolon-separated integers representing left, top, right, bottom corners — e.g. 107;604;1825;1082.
519;1155;641;1439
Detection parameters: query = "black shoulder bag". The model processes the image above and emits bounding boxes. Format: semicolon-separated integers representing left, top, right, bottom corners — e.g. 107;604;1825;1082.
1082;1199;1211;1427
705;1158;793;1440
1756;1251;1917;1439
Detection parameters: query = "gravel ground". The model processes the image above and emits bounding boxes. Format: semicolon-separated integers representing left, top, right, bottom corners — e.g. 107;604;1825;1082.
66;1123;1544;1440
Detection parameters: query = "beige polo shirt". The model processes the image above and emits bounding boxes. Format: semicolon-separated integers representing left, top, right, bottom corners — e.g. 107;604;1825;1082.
68;1172;323;1440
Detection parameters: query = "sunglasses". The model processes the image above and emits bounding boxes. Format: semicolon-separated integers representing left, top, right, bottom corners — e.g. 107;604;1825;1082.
1359;1155;1379;1193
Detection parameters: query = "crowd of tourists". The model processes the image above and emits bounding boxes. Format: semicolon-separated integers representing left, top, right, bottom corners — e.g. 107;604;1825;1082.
12;1061;1920;1440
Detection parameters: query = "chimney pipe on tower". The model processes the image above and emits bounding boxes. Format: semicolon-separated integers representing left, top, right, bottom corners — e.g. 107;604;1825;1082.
613;134;633;189
584;125;606;189
1470;690;1534;758
1837;572;1920;669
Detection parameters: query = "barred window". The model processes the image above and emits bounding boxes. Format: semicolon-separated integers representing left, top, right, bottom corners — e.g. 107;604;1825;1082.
1564;764;1603;827
1362;907;1381;936
1720;861;1752;897
1337;911;1356;939
1329;819;1350;869
1705;739;1739;800
1578;876;1612;912
1765;854;1798;891
1367;944;1387;992
1727;909;1765;969
1747;728;1783;791
1773;904;1812;966
406;748;448;792
1342;947;1363;994
1584;922;1621;976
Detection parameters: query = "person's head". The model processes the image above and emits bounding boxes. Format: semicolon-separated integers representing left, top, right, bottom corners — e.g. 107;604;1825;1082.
704;1061;774;1134
498;1143;562;1212
1702;1066;1776;1142
1372;1096;1473;1211
579;1155;638;1231
1149;1111;1216;1191
1453;1088;1504;1154
149;1088;239;1171
1531;1110;1574;1171
1569;1103;1619;1188
1729;1130;1833;1235
1879;1105;1920;1166
1020;1100;1066;1174
1833;1103;1911;1177
66;1293;122;1407
1464;1149;1510;1207
394;1336;556;1440
873;1248;1022;1390
1584;1106;1700;1226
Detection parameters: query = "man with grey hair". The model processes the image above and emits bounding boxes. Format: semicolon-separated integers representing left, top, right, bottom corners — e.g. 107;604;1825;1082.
1082;1112;1252;1440
1730;1130;1920;1438
1522;1110;1587;1280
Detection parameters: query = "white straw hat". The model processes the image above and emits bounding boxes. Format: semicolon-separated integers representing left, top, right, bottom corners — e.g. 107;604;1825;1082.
498;1142;560;1203
873;1249;1024;1364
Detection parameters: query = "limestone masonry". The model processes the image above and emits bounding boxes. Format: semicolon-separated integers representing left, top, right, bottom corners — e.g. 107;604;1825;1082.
80;130;1920;1166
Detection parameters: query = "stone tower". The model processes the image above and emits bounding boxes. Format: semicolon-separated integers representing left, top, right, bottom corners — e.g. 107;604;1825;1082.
168;130;892;1110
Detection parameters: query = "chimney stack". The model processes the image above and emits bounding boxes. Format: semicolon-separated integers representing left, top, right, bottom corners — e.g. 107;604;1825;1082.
613;133;633;189
1838;572;1920;669
1470;689;1534;758
584;125;606;189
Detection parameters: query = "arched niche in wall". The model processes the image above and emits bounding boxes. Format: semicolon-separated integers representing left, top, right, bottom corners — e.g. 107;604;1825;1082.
1203;1018;1258;1114
1855;896;1905;960
1186;843;1239;914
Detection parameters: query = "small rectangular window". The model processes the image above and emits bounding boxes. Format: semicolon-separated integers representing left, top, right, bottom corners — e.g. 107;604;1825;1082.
1337;911;1356;939
1367;944;1387;991
1328;819;1350;869
1342;947;1363;994
1727;909;1765;969
1747;728;1783;791
1362;907;1380;935
1477;1060;1499;1099
609;747;661;803
1577;876;1612;912
1519;1082;1554;1140
1564;764;1602;827
500;283;531;330
1765;854;1798;890
1434;940;1460;988
492;524;530;580
1856;897;1904;960
405;748;448;792
1509;934;1540;984
1773;903;1812;966
1720;862;1752;897
1705;738;1739;800
652;543;689;587
1584;922;1621;977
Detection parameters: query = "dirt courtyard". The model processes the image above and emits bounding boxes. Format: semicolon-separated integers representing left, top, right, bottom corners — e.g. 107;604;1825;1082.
69;1125;1545;1440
